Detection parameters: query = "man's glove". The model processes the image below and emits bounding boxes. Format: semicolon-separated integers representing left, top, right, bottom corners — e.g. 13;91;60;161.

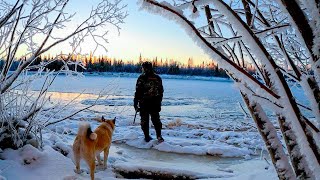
134;99;139;112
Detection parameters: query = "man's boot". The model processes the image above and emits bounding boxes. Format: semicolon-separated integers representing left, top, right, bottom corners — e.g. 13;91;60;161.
143;129;152;142
157;136;164;143
155;126;164;143
143;126;152;142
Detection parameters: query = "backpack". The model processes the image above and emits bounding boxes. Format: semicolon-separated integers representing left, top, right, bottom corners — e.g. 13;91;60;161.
142;74;162;99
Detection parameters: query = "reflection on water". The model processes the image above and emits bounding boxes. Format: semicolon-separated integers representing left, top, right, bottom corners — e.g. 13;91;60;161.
47;91;99;102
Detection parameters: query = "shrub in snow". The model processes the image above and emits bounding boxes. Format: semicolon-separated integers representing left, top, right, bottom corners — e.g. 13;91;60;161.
142;0;320;179
166;118;183;128
0;0;127;149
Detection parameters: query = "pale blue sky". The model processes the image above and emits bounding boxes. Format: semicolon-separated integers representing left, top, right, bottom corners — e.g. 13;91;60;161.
98;1;211;65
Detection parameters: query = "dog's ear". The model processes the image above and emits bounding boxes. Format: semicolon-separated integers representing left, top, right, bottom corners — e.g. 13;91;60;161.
101;116;105;122
113;117;116;124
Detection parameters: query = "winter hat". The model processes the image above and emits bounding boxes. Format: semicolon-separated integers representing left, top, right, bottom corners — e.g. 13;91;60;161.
142;61;153;71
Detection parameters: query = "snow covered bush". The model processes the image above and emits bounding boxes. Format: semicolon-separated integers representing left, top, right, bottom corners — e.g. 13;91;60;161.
141;0;320;179
0;0;127;149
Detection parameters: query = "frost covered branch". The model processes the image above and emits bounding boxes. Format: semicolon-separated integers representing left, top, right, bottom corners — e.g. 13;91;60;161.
142;0;320;178
0;0;127;149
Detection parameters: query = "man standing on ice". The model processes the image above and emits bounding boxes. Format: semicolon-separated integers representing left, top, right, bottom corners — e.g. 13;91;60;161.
134;61;164;143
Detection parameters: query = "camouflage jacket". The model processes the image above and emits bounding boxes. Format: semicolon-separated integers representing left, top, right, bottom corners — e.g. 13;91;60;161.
134;72;163;106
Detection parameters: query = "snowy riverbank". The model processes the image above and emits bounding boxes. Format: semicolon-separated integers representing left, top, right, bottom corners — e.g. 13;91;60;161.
0;74;282;179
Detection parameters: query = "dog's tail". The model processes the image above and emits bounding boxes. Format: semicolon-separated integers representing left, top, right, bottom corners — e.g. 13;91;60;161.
78;122;97;141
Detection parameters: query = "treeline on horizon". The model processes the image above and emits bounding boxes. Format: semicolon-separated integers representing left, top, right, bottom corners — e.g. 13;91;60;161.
0;55;239;78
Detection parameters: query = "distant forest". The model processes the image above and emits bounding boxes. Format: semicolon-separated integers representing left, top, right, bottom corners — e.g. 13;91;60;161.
0;54;251;78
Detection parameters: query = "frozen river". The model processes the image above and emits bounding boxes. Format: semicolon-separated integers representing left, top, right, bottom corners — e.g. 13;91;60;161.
33;73;248;128
34;73;309;122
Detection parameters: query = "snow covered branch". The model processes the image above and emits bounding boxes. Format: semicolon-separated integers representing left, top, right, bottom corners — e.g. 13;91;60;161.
0;0;127;149
142;0;320;178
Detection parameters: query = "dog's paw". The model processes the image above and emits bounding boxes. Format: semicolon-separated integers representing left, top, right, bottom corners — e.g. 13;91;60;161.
96;165;107;171
73;169;84;174
95;162;103;166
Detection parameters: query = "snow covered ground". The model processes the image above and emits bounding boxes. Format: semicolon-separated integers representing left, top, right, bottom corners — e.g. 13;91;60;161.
0;73;304;179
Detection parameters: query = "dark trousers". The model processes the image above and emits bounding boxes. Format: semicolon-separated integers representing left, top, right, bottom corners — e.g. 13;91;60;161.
140;110;162;138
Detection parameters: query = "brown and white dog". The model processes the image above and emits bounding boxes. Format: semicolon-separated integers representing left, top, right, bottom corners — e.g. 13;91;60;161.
73;116;116;180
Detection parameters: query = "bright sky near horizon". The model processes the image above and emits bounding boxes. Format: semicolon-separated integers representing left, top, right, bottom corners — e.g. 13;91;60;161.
71;0;211;65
